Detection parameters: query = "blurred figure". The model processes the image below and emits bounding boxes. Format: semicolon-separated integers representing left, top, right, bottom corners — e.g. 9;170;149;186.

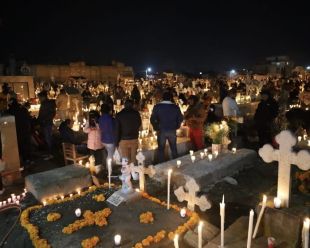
151;91;183;163
115;99;141;163
184;95;206;150
56;88;69;120
222;89;240;117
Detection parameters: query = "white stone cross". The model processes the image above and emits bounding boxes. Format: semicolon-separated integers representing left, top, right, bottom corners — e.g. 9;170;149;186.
136;151;146;167
129;163;156;192
259;130;310;207
174;178;211;211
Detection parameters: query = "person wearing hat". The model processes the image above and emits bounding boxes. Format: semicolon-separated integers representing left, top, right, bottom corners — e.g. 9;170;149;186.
254;89;279;146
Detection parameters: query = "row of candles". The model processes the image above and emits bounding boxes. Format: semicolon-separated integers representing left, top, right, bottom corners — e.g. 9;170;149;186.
188;147;237;164
297;134;310;146
0;188;27;208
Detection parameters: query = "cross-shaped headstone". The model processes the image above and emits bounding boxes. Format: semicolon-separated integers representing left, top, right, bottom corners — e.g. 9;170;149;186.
136;151;146;167
129;163;156;192
259;130;310;207
174;178;211;211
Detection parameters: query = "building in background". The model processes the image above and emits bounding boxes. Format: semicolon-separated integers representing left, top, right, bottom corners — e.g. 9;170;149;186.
253;56;294;77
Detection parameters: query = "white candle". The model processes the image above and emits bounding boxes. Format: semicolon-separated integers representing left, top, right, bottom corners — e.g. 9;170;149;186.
247;210;254;248
208;154;213;161
200;152;204;159
60;195;64;200
108;158;112;189
189;150;194;156
3;201;6;206
76;188;81;195
15;200;20;205
176;160;181;168
303;134;308;140
79;160;83;165
180;208;186;218
220;195;225;247
0;202;2;207
22;192;26;197
191;155;196;163
8;198;11;204
232;147;237;154
69;194;73;198
42;200;47;206
303;218;309;248
214;151;219;158
308;140;310;147
198;221;203;248
85;162;90;168
173;234;179;248
274;197;281;208
298;136;302;142
114;234;121;246
253;195;267;238
167;169;172;210
17;195;20;200
75;208;81;217
204;148;208;155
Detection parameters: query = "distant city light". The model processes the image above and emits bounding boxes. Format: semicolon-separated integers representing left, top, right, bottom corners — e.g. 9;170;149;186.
199;72;202;75
306;66;310;70
147;67;152;72
230;69;236;74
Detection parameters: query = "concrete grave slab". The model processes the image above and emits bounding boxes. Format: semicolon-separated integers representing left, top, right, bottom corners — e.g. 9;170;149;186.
25;165;92;202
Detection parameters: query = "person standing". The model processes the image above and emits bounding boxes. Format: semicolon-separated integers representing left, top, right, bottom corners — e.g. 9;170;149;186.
83;110;104;167
99;104;115;167
151;91;183;163
115;99;141;163
37;91;56;160
184;95;207;150
56;88;69;120
254;90;279;146
222;89;240;117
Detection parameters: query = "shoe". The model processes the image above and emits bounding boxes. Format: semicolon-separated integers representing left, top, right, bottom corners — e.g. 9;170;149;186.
43;155;54;161
0;188;5;195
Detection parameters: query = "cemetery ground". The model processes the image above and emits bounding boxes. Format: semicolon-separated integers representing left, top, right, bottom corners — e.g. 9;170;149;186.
0;136;309;247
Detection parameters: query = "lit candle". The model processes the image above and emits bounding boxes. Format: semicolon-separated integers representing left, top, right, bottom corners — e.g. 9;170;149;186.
3;201;6;206
76;188;81;195
173;234;179;248
79;160;83;166
24;188;27;193
180;208;186;218
189;150;194;156
8;198;12;204
0;202;2;207
204;148;208;155
176;160;181;168
60;195;64;200
69;194;73;198
198;221;203;248
232;147;237;154
15;200;20;205
42;200;47;206
298;136;302;142
75;208;81;217
17;195;20;200
200;152;204;159
220;195;225;248
208;154;213;161
247;210;254;248
214;151;219;158
303;218;309;248
274;197;281;208
308;140;310;147
167;169;172;210
191;155;196;163
108;158;112;189
253;195;267;238
303;134;308;140
85;162;90;168
114;234;121;246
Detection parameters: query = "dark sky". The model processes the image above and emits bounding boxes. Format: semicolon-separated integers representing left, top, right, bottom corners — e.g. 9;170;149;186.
0;0;309;73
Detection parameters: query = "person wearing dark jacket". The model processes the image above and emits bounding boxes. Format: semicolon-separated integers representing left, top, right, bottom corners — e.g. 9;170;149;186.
37;91;56;160
151;91;183;163
8;98;32;164
115;99;141;163
254;90;279;146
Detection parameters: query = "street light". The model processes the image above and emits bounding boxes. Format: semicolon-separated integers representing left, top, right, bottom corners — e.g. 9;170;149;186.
146;67;152;78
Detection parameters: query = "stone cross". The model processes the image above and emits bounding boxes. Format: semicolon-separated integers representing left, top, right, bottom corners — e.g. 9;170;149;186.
174;178;211;211
259;130;310;207
130;163;156;192
136;151;146;166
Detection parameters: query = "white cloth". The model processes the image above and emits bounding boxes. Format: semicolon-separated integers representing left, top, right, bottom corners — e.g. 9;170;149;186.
222;96;240;117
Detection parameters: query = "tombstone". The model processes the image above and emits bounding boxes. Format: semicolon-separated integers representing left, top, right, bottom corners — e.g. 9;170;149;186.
0;116;21;183
130;163;156;192
259;130;310;207
174;178;211;211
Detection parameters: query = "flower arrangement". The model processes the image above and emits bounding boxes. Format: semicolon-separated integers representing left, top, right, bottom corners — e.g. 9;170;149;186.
20;205;51;248
46;212;61;222
92;194;105;202
139;211;154;224
62;208;112;234
134;230;166;248
81;236;99;248
205;120;230;144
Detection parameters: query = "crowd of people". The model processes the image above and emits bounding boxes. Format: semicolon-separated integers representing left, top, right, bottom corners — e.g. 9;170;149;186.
0;74;310;195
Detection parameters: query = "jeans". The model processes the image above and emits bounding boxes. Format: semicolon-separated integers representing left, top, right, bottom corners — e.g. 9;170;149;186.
42;125;53;154
157;130;178;163
102;143;115;168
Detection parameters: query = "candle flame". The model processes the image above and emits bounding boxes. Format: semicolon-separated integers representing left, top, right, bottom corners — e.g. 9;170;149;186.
222;195;225;204
263;194;267;203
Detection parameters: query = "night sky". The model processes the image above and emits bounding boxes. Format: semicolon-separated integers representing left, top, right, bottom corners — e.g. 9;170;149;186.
0;0;309;73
